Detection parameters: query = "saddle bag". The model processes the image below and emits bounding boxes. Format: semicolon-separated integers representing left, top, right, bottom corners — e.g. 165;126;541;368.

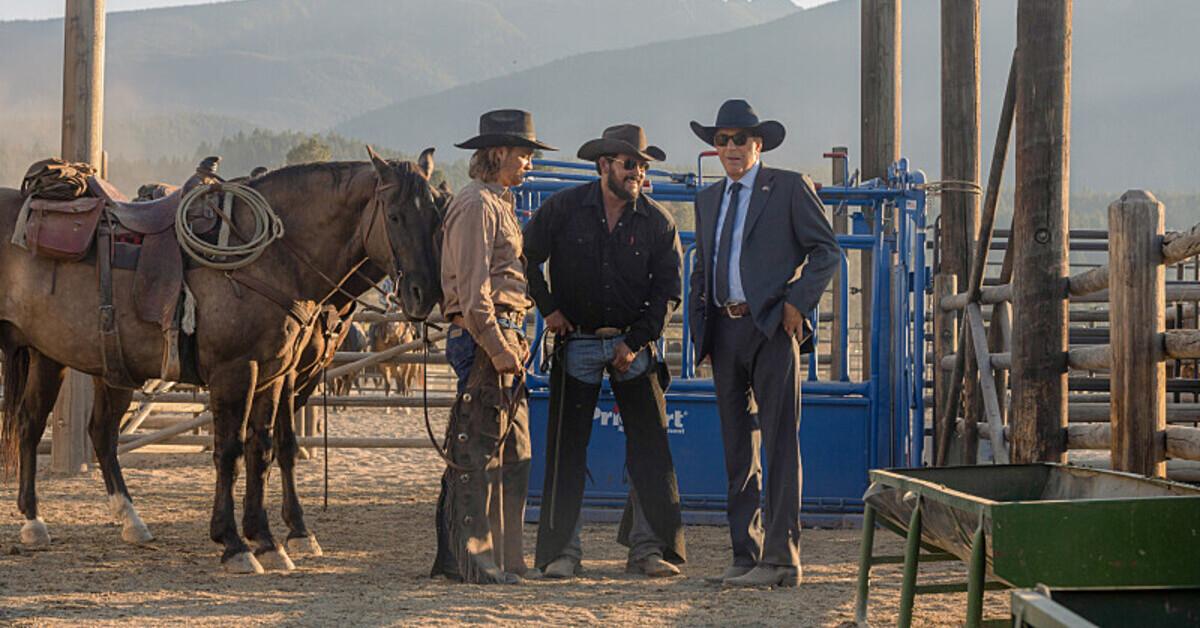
24;197;106;261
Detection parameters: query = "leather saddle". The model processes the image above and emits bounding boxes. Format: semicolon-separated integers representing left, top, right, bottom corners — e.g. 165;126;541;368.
91;172;220;389
18;160;225;387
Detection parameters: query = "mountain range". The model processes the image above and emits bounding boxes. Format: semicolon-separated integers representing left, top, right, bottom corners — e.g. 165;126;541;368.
338;0;1200;192
0;0;795;130
1;0;1197;195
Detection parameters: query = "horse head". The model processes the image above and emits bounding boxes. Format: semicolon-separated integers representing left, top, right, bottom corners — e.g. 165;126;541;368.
365;146;444;321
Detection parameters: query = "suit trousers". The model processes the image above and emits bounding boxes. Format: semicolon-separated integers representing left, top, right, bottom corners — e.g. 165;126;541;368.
710;314;802;568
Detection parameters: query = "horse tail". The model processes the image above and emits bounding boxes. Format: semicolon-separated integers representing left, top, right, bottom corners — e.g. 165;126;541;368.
1;346;30;477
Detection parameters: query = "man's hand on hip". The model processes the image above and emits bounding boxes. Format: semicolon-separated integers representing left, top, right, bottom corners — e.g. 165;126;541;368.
783;302;808;339
544;310;575;336
611;341;638;374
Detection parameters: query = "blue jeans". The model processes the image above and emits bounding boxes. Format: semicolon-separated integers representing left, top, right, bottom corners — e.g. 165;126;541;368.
562;332;652;384
445;324;477;395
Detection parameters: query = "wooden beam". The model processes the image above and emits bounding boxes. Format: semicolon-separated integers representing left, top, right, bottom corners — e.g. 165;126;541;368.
934;51;1018;466
966;303;1009;462
52;0;106;475
1010;0;1071;464
939;0;980;299
1166;426;1200;462
118;412;211;455
324;330;446;380
1108;190;1166;477
932;274;957;464
830;146;849;382
860;0;901;377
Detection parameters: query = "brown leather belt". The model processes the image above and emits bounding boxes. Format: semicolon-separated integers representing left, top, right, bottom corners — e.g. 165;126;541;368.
718;302;751;319
448;308;525;328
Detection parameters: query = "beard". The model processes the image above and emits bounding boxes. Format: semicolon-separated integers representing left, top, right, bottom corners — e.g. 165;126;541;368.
605;168;639;202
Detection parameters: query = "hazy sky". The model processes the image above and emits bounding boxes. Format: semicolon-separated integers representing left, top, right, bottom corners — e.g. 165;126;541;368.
3;0;835;22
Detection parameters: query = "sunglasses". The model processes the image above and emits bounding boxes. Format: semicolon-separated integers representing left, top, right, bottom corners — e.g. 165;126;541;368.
714;131;752;147
605;157;649;172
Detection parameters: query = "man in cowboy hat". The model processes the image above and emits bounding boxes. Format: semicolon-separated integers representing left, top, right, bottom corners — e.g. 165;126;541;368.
688;99;840;587
432;108;555;584
523;124;686;579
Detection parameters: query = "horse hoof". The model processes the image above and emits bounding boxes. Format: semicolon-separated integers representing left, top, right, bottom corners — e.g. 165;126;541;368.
257;547;296;572
122;522;155;545
286;535;323;557
20;518;50;545
109;495;153;544
223;551;265;574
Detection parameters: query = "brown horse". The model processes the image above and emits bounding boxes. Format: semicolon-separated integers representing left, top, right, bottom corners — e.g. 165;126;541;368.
0;148;442;573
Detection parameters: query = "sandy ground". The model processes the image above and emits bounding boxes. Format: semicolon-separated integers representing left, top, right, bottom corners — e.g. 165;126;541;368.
0;404;1009;626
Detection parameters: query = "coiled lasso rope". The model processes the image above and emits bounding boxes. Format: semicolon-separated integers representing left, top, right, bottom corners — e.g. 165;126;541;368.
175;182;284;270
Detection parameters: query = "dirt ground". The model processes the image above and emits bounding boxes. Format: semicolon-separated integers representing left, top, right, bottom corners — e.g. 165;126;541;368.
0;406;1009;626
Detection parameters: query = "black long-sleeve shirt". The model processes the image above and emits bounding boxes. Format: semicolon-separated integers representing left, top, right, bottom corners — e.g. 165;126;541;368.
523;180;682;352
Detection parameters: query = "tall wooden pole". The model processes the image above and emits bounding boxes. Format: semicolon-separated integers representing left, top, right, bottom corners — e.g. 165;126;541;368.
1109;190;1166;478
1010;0;1071;463
829;146;848;381
941;0;982;463
52;0;105;475
860;0;901;379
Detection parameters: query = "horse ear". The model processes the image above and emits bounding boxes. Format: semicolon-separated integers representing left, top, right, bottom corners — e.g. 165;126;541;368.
366;145;391;179
417;147;435;180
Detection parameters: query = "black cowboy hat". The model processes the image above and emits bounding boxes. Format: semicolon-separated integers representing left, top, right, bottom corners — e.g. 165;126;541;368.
690;99;786;152
454;108;557;151
577;124;667;162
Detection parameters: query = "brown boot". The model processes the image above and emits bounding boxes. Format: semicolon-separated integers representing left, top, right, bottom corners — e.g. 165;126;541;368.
626;553;681;578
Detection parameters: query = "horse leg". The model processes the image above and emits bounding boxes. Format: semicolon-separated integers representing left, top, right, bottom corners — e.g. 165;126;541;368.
88;380;153;544
208;362;261;574
242;377;294;571
277;371;322;557
382;365;393;414
14;350;64;545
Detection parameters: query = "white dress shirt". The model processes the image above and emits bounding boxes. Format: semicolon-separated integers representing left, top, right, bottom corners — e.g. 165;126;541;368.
711;160;761;304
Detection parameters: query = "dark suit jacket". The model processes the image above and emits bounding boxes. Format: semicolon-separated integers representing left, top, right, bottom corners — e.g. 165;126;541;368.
688;164;841;361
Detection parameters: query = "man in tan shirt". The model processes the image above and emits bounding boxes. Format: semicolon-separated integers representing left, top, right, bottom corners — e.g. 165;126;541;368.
432;109;555;584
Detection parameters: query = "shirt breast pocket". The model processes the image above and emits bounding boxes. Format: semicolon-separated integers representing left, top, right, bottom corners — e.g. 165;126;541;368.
617;233;651;276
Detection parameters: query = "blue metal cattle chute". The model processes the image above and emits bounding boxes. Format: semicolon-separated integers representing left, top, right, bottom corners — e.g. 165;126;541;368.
512;154;927;525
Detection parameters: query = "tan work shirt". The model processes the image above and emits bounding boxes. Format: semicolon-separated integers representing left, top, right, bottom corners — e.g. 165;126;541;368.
440;179;530;359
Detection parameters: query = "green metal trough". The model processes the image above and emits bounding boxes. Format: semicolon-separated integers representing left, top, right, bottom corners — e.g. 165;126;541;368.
853;464;1200;627
1011;585;1200;627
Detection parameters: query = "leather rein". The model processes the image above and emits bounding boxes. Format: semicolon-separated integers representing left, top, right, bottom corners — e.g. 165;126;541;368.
226;181;405;326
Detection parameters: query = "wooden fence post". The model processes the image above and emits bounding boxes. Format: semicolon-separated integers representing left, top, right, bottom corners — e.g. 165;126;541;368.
53;0;106;475
860;0;901;378
1109;190;1166;477
933;273;956;462
830;146;849;381
1010;0;1071;463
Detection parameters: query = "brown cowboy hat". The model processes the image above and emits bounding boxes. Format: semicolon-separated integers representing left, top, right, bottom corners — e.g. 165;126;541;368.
454;109;557;151
577;124;667;162
690;99;786;152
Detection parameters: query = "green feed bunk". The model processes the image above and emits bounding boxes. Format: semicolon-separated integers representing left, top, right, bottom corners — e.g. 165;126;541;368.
852;464;1200;627
1011;585;1200;627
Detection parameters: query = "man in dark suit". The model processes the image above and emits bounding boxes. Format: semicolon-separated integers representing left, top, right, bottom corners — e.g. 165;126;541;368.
688;99;840;587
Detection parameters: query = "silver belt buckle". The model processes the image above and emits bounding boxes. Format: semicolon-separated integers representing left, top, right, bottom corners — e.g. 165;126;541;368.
723;303;746;319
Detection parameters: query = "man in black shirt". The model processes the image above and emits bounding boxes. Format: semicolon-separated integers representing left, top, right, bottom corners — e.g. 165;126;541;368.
524;124;686;579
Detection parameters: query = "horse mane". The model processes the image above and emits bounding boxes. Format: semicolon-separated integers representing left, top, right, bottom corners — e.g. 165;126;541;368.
253;161;370;195
253;159;428;200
